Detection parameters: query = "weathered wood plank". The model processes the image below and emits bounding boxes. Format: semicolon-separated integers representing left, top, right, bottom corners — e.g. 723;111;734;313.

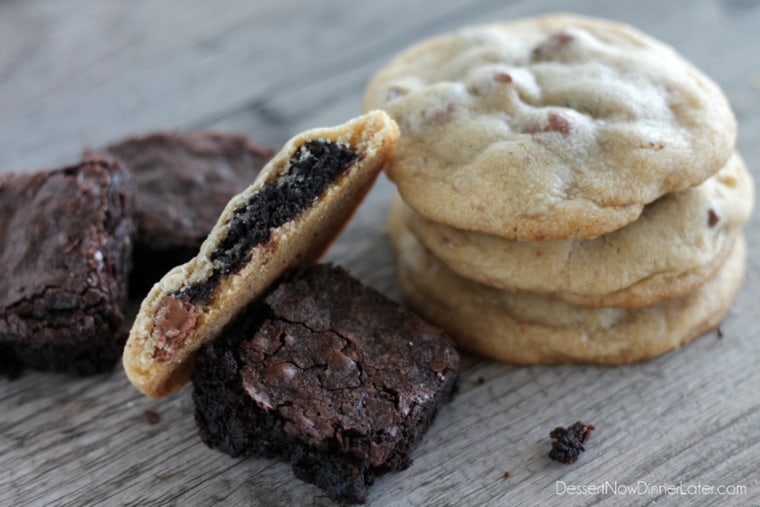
0;0;758;506
3;0;755;171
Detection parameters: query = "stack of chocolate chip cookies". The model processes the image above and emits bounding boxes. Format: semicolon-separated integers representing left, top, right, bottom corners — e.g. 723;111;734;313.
364;14;754;364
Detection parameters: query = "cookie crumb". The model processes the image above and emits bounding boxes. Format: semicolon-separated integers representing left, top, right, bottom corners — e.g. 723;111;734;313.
502;470;511;480
143;410;161;425
549;421;595;464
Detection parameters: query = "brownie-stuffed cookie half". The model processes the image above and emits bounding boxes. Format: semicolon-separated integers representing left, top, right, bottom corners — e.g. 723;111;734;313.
123;111;400;398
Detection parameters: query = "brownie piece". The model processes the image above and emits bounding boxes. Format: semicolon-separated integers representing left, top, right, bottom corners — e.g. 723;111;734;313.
192;264;459;504
0;158;135;376
549;421;596;464
102;131;274;292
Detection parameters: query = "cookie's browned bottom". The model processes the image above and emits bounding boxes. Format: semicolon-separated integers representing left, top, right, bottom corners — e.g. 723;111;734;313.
192;264;459;504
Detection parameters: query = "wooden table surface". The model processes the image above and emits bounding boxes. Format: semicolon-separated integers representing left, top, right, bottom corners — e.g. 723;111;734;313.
1;1;758;506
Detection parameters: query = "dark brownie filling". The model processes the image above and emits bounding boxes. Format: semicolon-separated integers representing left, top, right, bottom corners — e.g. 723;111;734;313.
178;140;358;304
102;131;275;294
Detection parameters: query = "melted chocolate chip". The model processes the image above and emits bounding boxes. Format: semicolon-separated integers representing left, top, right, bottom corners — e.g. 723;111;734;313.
524;112;571;136
493;72;513;84
547;113;571;135
708;209;719;227
532;30;576;61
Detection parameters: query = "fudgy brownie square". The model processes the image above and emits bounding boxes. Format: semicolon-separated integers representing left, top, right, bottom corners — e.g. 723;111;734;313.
102;132;274;291
0;157;135;375
192;264;459;504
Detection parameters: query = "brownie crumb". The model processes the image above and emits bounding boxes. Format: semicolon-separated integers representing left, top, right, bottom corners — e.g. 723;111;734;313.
143;410;161;425
548;421;595;464
502;470;511;480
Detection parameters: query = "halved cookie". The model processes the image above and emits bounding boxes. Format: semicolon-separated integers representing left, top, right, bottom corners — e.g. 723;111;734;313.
101;131;275;292
124;111;399;398
400;153;753;308
388;205;746;365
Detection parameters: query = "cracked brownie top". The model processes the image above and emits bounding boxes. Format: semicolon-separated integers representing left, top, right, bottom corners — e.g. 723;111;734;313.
192;263;459;504
0;157;135;374
240;264;459;463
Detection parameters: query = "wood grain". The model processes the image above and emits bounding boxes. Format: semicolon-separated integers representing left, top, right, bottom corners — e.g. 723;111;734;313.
1;0;758;505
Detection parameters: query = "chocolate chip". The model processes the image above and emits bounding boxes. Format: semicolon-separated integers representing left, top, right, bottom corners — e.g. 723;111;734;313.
493;72;513;84
554;32;575;46
524;112;571;136
547;113;571;135
708;209;719;227
532;30;576;61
